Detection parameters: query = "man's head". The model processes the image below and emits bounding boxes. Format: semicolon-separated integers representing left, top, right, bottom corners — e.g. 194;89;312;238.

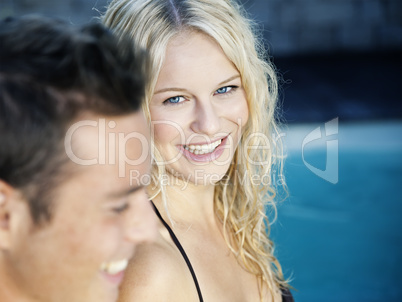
0;15;156;302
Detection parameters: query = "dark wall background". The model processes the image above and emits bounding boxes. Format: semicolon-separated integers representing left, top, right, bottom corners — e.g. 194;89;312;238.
1;0;401;123
242;0;402;55
239;0;402;123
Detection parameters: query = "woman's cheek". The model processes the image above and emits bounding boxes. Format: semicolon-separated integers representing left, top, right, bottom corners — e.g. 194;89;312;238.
232;95;249;128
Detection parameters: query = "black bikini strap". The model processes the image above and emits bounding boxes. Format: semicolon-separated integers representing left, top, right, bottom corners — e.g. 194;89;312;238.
151;201;204;302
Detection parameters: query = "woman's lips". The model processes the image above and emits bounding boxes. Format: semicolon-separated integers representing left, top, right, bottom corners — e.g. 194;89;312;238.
179;136;228;162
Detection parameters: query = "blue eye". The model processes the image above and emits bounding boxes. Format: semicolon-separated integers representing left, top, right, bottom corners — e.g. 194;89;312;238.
215;86;237;95
216;87;230;94
164;96;185;104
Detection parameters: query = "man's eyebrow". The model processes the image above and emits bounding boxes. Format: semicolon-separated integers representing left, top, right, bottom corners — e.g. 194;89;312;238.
108;185;143;199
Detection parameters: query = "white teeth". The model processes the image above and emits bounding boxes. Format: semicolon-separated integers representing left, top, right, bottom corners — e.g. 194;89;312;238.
100;259;128;275
185;139;222;155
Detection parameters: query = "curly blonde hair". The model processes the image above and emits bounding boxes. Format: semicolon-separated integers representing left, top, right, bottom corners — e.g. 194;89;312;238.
103;0;288;298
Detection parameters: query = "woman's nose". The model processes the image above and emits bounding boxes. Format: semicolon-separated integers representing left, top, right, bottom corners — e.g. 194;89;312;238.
190;99;221;136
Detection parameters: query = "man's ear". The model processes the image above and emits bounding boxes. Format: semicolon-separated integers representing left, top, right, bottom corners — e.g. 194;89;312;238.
0;180;27;250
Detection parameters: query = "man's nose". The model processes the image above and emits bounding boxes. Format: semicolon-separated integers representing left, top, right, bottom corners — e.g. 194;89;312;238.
123;194;158;244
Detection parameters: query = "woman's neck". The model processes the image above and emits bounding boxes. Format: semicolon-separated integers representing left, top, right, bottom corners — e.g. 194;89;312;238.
151;174;218;228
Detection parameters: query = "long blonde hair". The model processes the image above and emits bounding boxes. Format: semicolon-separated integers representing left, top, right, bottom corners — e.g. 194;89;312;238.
103;0;288;297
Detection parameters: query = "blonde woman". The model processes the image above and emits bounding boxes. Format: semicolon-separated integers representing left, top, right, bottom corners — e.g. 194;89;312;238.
103;0;293;301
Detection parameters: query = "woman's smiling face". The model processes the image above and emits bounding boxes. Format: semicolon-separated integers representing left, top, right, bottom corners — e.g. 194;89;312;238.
150;31;249;186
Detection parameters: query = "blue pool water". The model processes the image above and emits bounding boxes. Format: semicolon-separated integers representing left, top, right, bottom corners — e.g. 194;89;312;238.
271;121;402;302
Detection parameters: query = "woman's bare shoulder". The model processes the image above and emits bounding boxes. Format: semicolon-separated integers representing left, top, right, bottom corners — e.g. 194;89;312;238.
117;233;197;302
117;236;176;300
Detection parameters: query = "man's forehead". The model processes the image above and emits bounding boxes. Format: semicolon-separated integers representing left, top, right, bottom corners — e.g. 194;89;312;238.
66;112;147;155
63;111;150;182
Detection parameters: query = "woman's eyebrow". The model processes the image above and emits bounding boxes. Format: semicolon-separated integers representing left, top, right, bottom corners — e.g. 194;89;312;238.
154;75;241;95
154;87;189;94
217;75;240;86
